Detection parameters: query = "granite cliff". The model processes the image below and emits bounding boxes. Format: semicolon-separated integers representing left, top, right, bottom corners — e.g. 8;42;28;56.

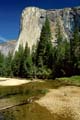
14;6;80;53
0;6;80;55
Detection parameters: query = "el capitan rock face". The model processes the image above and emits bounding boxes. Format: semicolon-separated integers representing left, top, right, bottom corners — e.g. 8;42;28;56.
14;7;46;53
14;6;80;53
0;6;80;55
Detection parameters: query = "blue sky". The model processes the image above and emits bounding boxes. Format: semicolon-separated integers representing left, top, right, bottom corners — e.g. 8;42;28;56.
0;0;80;41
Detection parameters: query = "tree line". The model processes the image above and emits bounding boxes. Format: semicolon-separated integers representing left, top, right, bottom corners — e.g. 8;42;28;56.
0;17;80;79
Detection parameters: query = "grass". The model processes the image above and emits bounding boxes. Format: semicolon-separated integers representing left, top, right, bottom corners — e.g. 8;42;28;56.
0;76;80;120
57;75;80;86
0;75;80;99
0;82;49;100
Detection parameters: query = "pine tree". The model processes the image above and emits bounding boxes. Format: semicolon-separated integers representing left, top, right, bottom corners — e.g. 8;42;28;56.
56;19;63;45
53;20;71;77
36;17;52;68
35;17;53;78
11;45;24;77
72;27;80;73
5;52;13;77
71;27;80;59
22;43;33;78
0;52;5;76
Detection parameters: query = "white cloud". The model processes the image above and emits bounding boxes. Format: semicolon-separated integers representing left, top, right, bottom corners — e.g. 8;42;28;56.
0;36;7;42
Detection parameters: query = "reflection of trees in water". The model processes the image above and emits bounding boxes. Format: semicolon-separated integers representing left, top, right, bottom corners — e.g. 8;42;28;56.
0;113;4;120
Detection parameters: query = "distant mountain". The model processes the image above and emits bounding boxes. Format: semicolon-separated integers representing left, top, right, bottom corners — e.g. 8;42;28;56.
0;40;17;56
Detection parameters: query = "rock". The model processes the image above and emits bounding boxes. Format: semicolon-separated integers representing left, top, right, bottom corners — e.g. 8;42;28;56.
14;7;46;53
0;6;80;55
0;40;16;56
14;6;80;53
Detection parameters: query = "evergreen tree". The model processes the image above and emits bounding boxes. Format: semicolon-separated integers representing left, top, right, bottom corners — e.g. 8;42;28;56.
56;19;63;45
71;27;79;59
0;52;5;76
31;45;38;78
53;20;71;77
71;27;80;74
36;17;52;68
22;43;33;78
5;52;13;77
35;17;53;78
11;45;24;77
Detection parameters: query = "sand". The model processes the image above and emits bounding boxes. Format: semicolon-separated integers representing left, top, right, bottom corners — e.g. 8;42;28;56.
36;86;80;120
0;77;31;86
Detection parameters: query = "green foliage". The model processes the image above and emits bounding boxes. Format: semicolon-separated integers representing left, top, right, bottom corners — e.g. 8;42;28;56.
11;43;33;78
0;52;5;76
69;27;80;75
11;45;24;77
32;44;37;65
36;66;52;79
35;17;53;78
0;17;80;79
20;43;33;78
56;20;63;45
36;17;53;68
5;52;13;77
57;75;80;86
52;23;71;77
